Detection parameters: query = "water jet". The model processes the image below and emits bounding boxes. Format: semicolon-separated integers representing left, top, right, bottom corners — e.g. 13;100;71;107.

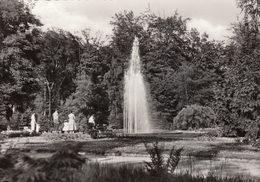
123;37;151;134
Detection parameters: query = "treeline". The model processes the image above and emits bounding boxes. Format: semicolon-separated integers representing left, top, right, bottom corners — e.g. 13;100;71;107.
0;0;260;139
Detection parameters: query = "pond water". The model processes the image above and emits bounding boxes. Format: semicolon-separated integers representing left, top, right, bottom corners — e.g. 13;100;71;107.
2;136;260;179
89;155;260;179
178;157;260;179
25;152;259;179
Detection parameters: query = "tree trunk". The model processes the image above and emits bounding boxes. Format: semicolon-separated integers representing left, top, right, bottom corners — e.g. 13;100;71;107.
43;83;46;116
46;80;54;118
48;90;52;117
182;73;189;105
57;76;66;106
184;81;189;105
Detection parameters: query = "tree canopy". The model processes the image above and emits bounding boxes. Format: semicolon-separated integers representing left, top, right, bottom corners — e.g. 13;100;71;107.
1;0;260;141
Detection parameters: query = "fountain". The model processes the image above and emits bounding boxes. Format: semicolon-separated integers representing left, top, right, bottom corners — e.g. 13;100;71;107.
123;37;151;133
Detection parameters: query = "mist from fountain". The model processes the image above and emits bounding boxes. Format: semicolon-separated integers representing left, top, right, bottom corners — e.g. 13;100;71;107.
123;37;151;133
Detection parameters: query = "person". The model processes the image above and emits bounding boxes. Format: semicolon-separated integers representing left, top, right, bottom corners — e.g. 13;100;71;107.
31;113;36;132
89;115;95;124
53;110;59;131
62;120;69;133
88;115;95;129
35;122;40;133
68;111;77;133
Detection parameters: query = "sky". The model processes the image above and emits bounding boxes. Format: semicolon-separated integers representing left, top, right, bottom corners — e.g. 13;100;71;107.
29;0;241;42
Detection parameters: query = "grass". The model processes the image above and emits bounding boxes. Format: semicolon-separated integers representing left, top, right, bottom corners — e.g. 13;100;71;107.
78;161;260;182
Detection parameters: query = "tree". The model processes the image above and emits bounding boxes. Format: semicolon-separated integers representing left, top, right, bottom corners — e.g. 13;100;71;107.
0;0;42;46
36;29;81;118
60;30;110;129
141;12;218;126
110;11;143;56
235;0;260;53
214;0;260;137
0;0;42;126
80;31;110;125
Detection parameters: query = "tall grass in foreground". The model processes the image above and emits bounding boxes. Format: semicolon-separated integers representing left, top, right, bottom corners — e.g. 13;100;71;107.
143;140;183;176
78;162;260;182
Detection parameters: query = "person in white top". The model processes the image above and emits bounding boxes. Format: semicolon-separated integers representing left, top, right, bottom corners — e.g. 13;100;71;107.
35;122;40;133
88;115;95;125
68;111;77;132
53;110;59;131
88;115;95;129
62;120;69;132
31;113;36;132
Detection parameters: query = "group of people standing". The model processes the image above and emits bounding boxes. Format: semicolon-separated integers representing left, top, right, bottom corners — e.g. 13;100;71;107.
30;110;78;133
53;110;77;133
30;110;96;133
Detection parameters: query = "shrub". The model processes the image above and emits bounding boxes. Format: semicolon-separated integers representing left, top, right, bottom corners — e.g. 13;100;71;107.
173;104;216;130
38;116;52;132
8;110;32;131
144;141;165;176
143;140;183;177
0;132;5;140
8;146;86;182
1;130;31;138
201;127;223;137
41;132;91;141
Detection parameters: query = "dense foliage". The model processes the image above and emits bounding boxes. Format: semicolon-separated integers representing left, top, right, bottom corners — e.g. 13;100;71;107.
0;0;260;140
214;0;260;138
173;104;216;130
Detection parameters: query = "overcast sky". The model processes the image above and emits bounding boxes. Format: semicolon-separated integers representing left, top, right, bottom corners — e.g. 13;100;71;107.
30;0;241;42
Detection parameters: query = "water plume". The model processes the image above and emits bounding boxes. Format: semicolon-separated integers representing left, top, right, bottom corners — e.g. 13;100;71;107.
124;37;151;133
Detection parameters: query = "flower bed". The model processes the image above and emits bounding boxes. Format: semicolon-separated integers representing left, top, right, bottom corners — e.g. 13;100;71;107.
1;130;31;138
41;132;91;141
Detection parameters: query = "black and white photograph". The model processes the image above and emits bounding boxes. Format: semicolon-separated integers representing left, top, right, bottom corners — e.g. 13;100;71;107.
0;0;260;181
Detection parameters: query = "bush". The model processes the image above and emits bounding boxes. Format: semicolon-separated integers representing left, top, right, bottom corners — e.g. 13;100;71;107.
173;104;216;130
143;140;183;177
7;146;86;182
38;116;52;132
0;132;5;140
1;130;31;138
201;127;223;137
8;110;31;131
41;132;91;141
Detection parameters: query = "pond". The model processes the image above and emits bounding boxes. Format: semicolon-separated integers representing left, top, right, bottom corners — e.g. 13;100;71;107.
23;152;260;180
2;135;260;180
